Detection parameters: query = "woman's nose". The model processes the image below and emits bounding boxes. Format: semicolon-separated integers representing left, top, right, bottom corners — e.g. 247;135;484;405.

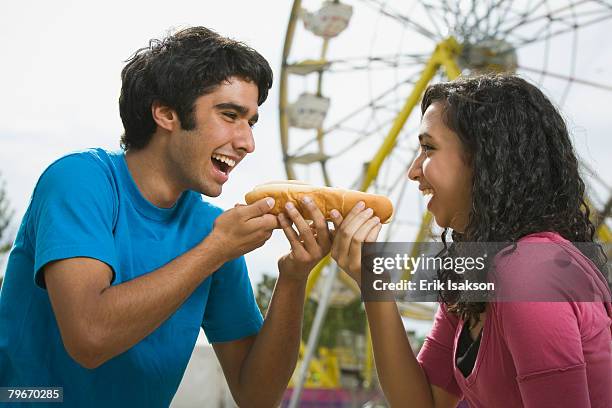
407;154;423;181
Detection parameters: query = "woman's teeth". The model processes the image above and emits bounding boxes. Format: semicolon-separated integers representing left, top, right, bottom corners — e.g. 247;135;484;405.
211;153;235;168
421;188;435;197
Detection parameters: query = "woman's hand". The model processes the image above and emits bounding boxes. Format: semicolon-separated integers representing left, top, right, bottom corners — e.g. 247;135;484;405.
277;196;333;282
330;201;383;288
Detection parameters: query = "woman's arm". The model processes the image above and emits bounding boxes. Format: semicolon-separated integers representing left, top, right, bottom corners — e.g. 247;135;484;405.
498;301;592;408
329;204;460;407
365;301;459;408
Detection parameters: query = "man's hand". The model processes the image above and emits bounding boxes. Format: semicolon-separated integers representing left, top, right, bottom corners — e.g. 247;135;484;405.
277;196;333;281
207;197;279;262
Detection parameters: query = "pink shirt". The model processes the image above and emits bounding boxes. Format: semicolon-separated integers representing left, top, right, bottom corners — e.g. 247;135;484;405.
417;232;612;407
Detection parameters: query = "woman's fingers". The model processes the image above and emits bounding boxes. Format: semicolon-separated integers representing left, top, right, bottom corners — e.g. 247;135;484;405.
341;201;366;227
347;216;381;261
365;222;383;242
341;207;375;242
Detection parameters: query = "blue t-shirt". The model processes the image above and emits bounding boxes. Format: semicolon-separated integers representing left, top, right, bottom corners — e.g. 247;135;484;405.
0;148;263;407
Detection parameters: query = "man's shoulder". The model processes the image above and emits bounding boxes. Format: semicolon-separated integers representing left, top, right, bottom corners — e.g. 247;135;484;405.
31;148;120;208
44;148;118;175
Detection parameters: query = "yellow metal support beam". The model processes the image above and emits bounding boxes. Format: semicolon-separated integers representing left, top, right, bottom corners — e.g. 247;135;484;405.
362;38;463;387
359;37;462;192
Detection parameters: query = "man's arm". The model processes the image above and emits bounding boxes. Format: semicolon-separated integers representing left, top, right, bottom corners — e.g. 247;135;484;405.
212;274;307;407
213;197;333;407
45;198;278;369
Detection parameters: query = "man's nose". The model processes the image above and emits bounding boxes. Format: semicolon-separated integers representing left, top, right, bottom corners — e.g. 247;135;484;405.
235;124;255;154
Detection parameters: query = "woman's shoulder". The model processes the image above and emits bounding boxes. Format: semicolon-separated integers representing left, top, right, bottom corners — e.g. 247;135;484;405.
490;231;610;303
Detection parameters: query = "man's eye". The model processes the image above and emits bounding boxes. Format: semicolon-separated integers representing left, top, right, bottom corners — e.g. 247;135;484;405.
223;112;237;120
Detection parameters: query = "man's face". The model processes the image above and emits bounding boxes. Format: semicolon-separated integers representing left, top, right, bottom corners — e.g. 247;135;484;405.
167;76;259;197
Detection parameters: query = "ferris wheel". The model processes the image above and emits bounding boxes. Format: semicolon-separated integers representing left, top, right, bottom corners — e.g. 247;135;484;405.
280;0;612;402
280;0;612;246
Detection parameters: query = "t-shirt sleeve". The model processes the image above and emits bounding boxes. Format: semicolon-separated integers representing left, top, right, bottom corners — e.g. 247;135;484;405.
201;255;264;343
496;301;590;408
417;303;462;398
28;154;118;288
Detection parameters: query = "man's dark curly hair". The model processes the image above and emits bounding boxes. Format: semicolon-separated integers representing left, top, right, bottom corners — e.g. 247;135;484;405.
421;73;600;322
119;26;273;151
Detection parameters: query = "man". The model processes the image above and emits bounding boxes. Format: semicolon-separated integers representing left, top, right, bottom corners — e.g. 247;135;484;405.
0;27;332;407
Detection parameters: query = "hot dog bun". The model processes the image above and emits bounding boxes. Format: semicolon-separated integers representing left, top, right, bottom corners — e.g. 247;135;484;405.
245;181;394;223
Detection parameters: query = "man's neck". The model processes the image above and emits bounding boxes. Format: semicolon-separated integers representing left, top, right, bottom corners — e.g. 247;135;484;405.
125;143;184;209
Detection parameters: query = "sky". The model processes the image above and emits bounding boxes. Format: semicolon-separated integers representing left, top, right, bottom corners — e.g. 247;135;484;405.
1;0;611;288
0;0;297;283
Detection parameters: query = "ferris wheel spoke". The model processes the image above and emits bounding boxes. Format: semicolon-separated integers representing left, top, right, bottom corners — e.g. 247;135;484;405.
498;0;602;37
487;0;518;41
357;0;441;41
324;54;430;72
457;0;507;41
420;1;454;36
500;0;555;28
581;161;612;192
320;77;416;137
518;65;612;92
418;1;446;38
509;13;612;50
328;121;396;159
559;28;579;105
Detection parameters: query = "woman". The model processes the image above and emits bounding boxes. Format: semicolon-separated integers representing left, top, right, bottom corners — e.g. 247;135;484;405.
329;74;612;407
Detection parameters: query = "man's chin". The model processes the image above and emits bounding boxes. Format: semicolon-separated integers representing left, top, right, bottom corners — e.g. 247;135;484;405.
198;183;223;198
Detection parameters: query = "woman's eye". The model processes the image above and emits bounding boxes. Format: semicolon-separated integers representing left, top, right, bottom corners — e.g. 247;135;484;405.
420;144;433;153
248;122;256;129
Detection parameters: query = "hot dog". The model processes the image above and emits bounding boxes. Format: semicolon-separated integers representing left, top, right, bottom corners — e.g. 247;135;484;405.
245;181;394;223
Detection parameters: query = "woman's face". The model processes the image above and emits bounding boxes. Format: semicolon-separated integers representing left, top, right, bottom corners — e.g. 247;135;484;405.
407;101;473;232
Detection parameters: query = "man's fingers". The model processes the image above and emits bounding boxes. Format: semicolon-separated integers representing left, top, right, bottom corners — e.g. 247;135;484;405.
302;196;331;247
252;213;280;230
284;202;318;252
330;209;343;229
278;213;300;248
241;197;275;219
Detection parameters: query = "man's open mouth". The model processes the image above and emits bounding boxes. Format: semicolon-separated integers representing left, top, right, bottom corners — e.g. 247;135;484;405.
211;153;236;175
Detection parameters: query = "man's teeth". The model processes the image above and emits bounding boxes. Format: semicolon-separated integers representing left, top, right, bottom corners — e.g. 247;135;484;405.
421;188;435;197
212;153;235;167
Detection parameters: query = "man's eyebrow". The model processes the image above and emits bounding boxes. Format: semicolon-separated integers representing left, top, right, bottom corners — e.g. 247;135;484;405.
418;132;434;142
214;102;258;122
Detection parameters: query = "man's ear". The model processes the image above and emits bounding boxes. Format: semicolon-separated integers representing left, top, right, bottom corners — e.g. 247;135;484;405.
151;101;178;132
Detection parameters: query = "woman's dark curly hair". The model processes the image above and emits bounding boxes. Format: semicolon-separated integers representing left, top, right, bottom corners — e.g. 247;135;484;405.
119;26;273;151
421;73;601;322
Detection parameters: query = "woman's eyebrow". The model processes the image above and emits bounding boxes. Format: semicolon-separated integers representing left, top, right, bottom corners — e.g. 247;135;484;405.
418;132;434;142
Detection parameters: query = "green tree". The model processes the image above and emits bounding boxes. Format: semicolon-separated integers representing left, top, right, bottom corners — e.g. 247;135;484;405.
255;273;366;348
255;273;277;315
0;173;14;287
